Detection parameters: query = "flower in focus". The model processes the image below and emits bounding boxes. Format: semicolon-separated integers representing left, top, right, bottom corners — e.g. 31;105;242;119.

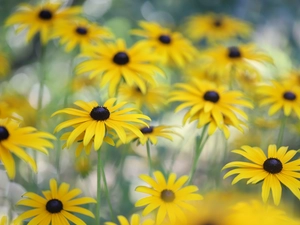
52;98;151;151
257;80;300;118
16;178;96;225
135;171;203;224
0;118;55;179
0;52;10;78
185;13;252;42
76;39;164;96
6;2;81;44
52;18;113;52
132;21;197;67
223;145;300;205
105;214;154;225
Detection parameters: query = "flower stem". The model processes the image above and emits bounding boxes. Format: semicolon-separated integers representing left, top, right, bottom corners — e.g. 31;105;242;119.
276;115;287;147
96;149;101;225
146;141;153;175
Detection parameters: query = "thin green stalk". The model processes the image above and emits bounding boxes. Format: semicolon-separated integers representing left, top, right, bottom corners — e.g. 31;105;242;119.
146;141;153;175
276;115;287;147
95;149;101;225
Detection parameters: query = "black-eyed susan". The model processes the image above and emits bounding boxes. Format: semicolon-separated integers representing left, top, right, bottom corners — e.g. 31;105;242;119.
0;118;55;179
135;171;203;224
6;2;81;44
0;52;10;78
75;155;93;178
76;39;165;96
131;21;197;67
52;98;151;151
185;13;252;42
105;214;154;225
169;79;253;131
223;145;300;205
257;80;300;118
52;18;113;52
15;178;96;225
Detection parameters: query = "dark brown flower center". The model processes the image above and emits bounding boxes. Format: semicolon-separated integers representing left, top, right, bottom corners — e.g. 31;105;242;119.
0;126;9;141
228;46;241;58
90;106;110;121
158;35;171;44
161;189;175;202
203;91;220;103
46;199;63;213
113;52;129;65
283;91;296;101
76;27;88;35
213;18;222;27
38;9;53;20
263;158;283;174
140;126;154;134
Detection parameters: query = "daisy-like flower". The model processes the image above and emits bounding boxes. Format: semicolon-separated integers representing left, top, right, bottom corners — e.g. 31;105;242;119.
169;79;253;131
52;18;113;52
257;80;300;118
222;145;300;205
185;13;252;42
105;214;154;225
75;155;93;178
0;52;10;78
0;118;55;179
131;21;197;67
135;171;203;224
76;39;164;96
16;178;96;225
52;98;151;151
6;2;81;44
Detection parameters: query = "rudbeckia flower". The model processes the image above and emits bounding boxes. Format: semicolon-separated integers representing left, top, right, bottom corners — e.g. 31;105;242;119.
135;171;203;224
131;21;197;67
76;39;165;96
16;178;96;225
52;18;113;52
6;2;81;44
185;13;252;42
257;80;300;118
223;145;300;205
52;98;151;151
0;118;55;179
0;216;21;225
105;214;154;225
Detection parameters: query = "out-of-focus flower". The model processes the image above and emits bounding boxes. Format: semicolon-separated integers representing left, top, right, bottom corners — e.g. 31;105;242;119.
257;80;300;118
135;171;203;224
74;155;93;178
6;2;81;44
132;21;197;67
0;52;10;78
223;145;300;205
0;118;55;179
0;215;21;225
105;214;154;225
76;39;164;96
52;98;151;151
16;178;96;225
52;18;113;52
71;74;100;91
282;70;300;86
185;13;252;42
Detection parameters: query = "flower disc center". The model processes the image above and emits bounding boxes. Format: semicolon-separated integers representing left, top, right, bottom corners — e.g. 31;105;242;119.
0;126;9;141
90;106;110;121
203;91;220;103
158;35;171;44
228;46;241;58
46;199;63;213
113;52;130;65
161;189;175;202
39;9;53;20
76;27;88;35
213;18;222;27
140;126;154;134
283;91;296;101
263;158;283;174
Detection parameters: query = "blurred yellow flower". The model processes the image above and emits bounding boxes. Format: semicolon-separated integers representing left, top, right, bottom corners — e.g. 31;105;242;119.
0;52;10;78
105;214;154;225
75;155;93;178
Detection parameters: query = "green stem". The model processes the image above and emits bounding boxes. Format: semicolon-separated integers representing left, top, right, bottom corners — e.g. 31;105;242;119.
276;115;287;147
146;141;153;175
100;160;115;221
95;149;101;225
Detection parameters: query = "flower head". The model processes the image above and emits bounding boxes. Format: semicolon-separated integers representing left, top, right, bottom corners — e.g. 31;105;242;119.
6;2;81;44
223;145;300;205
105;214;154;225
135;171;203;224
0;118;55;179
16;178;96;225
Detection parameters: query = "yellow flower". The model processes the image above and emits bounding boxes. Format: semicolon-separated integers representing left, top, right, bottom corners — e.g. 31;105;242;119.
135;171;203;224
0;52;10;78
257;80;300;118
0;216;21;225
105;214;154;225
0;118;55;179
52;98;151;151
6;2;81;44
52;18;113;52
131;21;197;67
76;39;164;96
282;70;300;86
185;13;252;42
75;155;93;178
223;145;300;205
16;178;96;225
